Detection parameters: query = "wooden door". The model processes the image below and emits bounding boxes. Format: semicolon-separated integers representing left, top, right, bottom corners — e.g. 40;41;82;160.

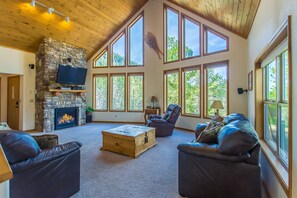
0;77;1;121
7;76;20;130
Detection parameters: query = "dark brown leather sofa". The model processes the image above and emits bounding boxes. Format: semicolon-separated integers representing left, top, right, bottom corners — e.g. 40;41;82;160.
177;114;261;198
147;104;181;137
0;130;82;198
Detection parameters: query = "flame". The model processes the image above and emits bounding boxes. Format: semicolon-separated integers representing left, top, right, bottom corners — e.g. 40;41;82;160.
58;114;74;124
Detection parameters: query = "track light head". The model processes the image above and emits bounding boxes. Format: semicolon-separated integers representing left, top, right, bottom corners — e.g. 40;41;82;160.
48;7;54;14
30;0;35;7
65;17;70;23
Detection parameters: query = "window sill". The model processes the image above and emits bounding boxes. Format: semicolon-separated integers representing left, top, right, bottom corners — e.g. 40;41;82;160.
260;139;289;194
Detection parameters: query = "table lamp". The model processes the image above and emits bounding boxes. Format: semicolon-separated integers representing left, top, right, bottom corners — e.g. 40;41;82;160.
210;100;224;116
150;96;158;108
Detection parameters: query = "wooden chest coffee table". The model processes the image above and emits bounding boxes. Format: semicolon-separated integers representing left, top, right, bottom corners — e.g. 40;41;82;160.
101;125;156;158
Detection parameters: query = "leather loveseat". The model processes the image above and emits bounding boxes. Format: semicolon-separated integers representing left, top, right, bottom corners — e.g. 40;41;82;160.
0;130;82;198
147;104;181;137
177;113;261;198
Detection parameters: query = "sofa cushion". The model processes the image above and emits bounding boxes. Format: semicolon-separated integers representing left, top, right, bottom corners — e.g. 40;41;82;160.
223;113;248;124
217;120;259;155
0;131;41;164
0;122;11;130
196;125;222;144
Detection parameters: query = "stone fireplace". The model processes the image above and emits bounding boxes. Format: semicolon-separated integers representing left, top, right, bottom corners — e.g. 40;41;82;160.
35;37;87;132
55;107;78;130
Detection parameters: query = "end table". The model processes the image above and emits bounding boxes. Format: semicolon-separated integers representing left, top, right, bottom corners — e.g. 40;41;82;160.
144;108;160;124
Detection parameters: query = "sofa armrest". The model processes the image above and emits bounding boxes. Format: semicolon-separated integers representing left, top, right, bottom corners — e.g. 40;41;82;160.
150;119;168;124
32;134;59;149
148;114;162;119
11;141;82;172
177;142;250;163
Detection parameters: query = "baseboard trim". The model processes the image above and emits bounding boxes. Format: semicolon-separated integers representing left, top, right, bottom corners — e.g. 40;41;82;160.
92;121;145;125
24;129;38;133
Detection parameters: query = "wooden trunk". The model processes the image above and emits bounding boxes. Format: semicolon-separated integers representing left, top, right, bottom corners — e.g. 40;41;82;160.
101;125;156;158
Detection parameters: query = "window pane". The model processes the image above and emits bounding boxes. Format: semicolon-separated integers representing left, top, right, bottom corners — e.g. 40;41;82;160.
166;72;179;106
206;64;227;116
264;103;277;148
184;69;200;115
267;60;277;101
94;76;108;110
129;75;143;111
282;50;289;101
111;75;125;111
206;30;227;54
112;34;126;66
279;105;288;163
166;9;179;62
184;18;200;58
95;50;107;67
129;16;143;66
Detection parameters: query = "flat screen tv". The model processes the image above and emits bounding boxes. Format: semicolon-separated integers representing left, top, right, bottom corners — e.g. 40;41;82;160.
56;65;87;85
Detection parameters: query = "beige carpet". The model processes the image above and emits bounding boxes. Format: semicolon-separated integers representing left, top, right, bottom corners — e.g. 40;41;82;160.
51;123;194;198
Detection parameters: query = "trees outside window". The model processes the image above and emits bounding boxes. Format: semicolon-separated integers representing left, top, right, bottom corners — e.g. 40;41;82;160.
128;73;144;111
129;15;144;66
110;74;126;111
94;74;108;111
164;70;180;108
165;7;179;62
204;26;228;55
94;48;108;67
111;33;126;66
182;66;200;116
204;61;228;117
182;16;200;59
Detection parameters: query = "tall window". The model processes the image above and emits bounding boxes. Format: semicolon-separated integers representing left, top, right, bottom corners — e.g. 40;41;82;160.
204;61;228;117
93;74;108;111
129;15;144;66
182;15;200;59
165;7;179;62
94;48;108;67
128;73;144;111
111;33;126;67
204;26;228;55
182;66;200;116
262;42;289;165
164;69;180;108
110;74;126;111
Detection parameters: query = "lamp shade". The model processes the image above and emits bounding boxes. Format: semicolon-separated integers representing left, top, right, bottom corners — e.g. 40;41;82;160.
210;100;224;109
150;96;158;103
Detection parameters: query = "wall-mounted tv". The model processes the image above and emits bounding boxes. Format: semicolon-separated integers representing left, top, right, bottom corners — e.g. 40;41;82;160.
56;65;87;85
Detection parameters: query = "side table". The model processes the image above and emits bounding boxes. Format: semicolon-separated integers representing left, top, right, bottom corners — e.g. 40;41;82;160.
144;108;160;124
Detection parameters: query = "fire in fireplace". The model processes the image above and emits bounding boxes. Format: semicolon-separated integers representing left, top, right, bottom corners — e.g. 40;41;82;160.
55;107;78;130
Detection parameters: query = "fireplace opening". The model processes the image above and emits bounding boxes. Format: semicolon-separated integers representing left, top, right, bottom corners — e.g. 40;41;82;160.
55;107;78;130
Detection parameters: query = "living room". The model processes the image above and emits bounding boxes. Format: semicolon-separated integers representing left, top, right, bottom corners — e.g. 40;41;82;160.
0;0;296;198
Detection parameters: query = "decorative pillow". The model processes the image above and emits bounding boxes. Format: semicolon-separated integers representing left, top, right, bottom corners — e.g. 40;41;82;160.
196;124;223;144
0;131;41;164
0;122;11;130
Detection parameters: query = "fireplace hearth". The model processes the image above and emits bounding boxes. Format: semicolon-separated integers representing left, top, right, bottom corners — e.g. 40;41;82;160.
55;107;79;130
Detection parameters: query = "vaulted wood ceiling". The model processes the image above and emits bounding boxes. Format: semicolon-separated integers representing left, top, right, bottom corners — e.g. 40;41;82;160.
0;0;260;60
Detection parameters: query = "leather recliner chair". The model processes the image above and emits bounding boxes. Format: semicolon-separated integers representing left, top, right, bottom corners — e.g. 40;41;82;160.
177;114;261;198
0;130;82;198
147;104;181;137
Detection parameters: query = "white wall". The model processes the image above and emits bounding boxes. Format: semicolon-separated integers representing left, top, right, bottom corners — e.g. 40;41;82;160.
87;0;248;130
0;46;36;130
247;0;297;197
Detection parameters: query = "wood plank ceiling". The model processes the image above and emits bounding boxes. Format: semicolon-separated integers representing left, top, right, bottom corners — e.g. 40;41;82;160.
169;0;261;39
0;0;260;60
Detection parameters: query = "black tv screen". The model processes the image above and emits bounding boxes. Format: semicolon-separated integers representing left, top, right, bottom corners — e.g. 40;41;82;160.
56;65;87;85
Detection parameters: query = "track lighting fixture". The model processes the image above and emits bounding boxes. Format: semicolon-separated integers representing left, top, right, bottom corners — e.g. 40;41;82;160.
29;0;70;23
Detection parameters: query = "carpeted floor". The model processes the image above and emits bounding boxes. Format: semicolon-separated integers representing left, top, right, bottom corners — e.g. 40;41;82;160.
50;123;194;198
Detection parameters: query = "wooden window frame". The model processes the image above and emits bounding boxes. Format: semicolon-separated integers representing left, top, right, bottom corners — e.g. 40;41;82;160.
93;47;108;68
92;74;109;112
181;14;201;60
163;68;181;112
203;60;229;119
111;31;127;67
109;73;126;112
181;65;201;117
127;72;144;112
127;12;144;67
163;4;181;64
254;16;292;196
203;25;229;56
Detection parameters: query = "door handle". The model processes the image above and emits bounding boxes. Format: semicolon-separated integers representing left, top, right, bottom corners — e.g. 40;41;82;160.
15;101;19;108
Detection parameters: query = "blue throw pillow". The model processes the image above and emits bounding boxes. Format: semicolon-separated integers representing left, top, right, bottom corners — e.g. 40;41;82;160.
0;131;41;164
